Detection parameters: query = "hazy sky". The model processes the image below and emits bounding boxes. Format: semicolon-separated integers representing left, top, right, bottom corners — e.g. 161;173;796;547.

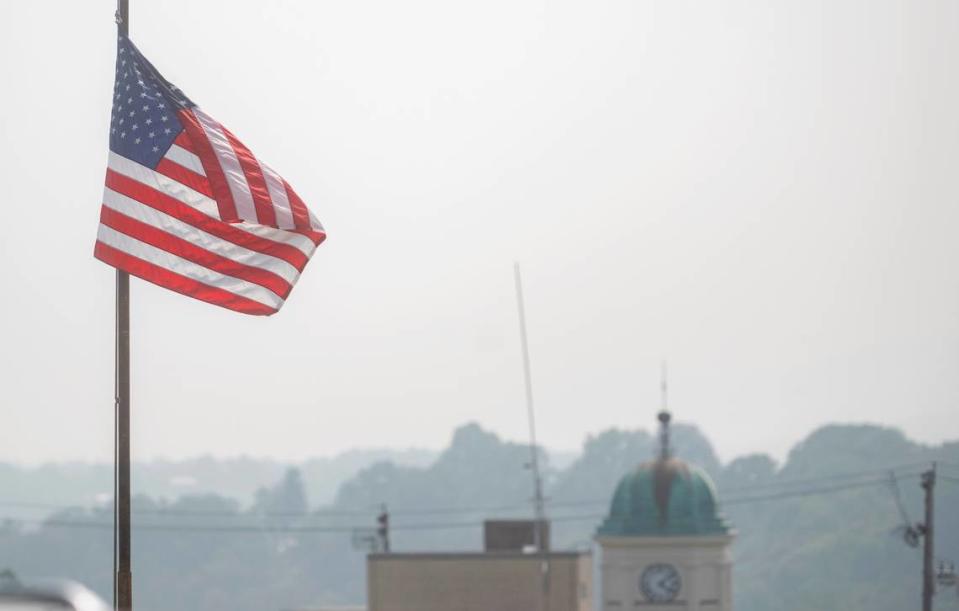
1;0;957;466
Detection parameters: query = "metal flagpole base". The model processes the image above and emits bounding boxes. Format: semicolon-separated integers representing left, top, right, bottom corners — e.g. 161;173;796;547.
116;571;132;611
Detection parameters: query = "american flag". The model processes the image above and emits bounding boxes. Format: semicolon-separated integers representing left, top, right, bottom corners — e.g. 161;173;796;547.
95;36;326;315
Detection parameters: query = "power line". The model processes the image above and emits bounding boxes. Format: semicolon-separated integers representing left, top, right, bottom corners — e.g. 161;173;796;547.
545;468;926;510
0;499;536;519
0;501;374;518
721;477;904;506
0;474;899;536
717;463;930;494
0;462;932;520
886;470;915;528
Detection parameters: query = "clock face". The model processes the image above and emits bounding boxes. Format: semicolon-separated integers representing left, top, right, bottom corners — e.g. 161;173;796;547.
640;563;681;603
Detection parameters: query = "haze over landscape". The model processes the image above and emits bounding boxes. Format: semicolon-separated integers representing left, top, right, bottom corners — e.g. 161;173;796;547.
2;2;958;609
4;420;959;610
2;0;958;468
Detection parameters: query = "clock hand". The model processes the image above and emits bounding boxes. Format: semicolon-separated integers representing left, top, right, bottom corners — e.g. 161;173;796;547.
655;572;677;591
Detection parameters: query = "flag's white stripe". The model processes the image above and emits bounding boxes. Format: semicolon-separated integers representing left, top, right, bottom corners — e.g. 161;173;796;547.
193;108;258;223
103;188;300;287
164;144;205;176
107;153;317;257
109;151;220;218
259;162;296;230
308;209;325;232
238;222;319;257
97;224;284;309
261;161;325;233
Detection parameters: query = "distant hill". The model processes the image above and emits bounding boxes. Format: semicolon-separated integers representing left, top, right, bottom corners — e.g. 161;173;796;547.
1;422;957;611
0;448;437;522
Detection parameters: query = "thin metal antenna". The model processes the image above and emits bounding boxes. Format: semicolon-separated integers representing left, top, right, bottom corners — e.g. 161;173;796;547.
660;360;668;414
658;360;671;460
514;262;547;552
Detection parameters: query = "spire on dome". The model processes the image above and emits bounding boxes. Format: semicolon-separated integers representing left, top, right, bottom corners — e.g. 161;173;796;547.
658;361;671;460
598;362;731;537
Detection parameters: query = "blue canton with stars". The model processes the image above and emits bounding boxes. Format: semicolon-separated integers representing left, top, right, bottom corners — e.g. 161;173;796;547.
110;36;196;169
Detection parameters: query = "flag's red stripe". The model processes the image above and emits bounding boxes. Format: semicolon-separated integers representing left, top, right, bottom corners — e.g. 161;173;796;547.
284;182;312;231
94;242;277;316
222;127;277;227
106;170;310;270
296;228;327;246
177;109;240;223
173;130;192;148
99;206;292;299
155;158;214;199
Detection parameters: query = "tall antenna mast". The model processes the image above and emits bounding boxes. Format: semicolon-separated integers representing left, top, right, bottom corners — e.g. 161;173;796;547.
514;262;547;552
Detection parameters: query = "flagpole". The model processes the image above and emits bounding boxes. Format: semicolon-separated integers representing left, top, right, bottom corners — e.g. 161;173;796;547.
116;268;131;611
114;3;133;610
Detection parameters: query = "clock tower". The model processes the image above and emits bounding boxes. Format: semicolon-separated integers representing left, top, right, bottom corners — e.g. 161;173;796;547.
594;410;734;610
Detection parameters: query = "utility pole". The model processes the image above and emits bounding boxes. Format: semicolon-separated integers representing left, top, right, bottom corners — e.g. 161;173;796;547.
920;464;936;611
377;504;390;553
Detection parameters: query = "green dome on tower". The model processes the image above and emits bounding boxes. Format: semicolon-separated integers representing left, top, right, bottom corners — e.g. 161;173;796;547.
597;411;729;537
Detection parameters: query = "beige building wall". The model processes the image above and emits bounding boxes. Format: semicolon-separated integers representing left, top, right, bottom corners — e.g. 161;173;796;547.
596;535;733;611
368;552;592;611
